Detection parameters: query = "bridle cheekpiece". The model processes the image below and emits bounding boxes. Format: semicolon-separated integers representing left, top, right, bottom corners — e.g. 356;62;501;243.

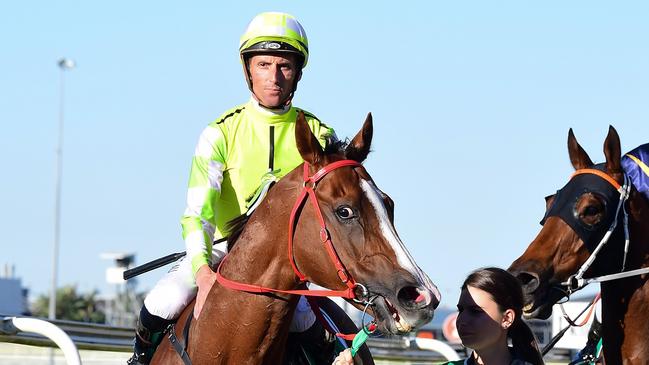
216;159;373;305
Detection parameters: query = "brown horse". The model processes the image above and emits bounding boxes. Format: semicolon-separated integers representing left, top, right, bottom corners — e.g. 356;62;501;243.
151;112;441;364
509;126;649;364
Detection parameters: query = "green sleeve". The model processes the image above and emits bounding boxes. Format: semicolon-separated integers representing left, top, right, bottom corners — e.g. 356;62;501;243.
180;123;227;276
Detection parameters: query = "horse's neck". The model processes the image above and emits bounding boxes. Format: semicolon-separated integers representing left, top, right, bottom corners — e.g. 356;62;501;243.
599;195;649;364
603;192;649;297
621;194;649;274
219;177;302;288
600;278;649;364
189;179;304;363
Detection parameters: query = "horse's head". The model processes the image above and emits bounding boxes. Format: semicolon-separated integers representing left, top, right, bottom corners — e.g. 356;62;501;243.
288;112;441;334
509;126;631;319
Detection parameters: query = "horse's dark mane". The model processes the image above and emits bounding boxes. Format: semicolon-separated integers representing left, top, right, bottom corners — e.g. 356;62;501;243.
225;139;351;250
225;214;251;251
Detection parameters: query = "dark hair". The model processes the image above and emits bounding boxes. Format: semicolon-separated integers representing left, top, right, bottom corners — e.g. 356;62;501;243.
462;267;544;365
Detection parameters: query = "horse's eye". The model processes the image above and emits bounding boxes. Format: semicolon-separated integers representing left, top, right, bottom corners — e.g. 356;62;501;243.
335;206;356;220
583;206;600;217
578;202;605;227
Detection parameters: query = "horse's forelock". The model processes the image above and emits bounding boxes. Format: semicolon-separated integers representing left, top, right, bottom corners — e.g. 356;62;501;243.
324;139;348;157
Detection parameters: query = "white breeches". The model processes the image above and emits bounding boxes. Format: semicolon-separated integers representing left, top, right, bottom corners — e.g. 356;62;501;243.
143;241;315;332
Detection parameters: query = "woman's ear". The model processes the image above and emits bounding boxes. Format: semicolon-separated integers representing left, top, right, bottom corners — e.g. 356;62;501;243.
501;309;515;329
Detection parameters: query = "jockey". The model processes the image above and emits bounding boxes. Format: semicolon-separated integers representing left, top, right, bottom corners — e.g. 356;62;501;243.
128;12;336;364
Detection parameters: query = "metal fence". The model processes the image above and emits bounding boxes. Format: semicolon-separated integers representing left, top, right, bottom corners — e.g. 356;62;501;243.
0;316;465;363
1;316;570;364
0;316;132;353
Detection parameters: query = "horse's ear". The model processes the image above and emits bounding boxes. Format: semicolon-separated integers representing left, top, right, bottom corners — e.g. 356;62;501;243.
603;125;622;174
567;128;593;170
544;194;555;211
345;112;373;162
295;111;324;166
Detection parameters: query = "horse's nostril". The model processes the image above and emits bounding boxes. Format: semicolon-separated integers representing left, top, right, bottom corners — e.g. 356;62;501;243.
398;286;416;302
515;271;540;292
398;286;435;308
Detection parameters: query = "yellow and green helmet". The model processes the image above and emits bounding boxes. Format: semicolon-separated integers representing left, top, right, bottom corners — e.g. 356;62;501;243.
239;12;309;69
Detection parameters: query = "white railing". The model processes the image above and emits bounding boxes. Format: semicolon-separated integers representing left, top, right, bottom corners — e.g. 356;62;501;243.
0;316;133;352
367;335;463;362
415;337;461;361
1;316;82;365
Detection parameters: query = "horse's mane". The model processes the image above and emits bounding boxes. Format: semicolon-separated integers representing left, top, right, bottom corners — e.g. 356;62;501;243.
225;139;351;251
225;214;251;251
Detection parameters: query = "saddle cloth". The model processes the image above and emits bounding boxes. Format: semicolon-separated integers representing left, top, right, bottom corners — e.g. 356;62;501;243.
622;143;649;202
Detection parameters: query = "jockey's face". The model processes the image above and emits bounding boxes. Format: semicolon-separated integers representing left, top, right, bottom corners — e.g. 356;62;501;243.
248;53;300;108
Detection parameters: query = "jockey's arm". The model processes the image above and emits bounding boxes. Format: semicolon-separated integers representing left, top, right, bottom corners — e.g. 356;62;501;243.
179;112;335;273
180;124;227;316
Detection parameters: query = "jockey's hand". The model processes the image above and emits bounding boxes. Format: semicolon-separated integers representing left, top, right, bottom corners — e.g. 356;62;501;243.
194;264;216;319
332;349;353;365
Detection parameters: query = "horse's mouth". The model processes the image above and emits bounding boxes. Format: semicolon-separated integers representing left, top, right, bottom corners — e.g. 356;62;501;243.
386;297;413;332
522;300;552;319
373;296;414;334
522;284;566;320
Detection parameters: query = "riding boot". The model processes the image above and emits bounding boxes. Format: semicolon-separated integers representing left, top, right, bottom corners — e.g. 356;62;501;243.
574;318;602;363
587;318;602;344
127;305;172;365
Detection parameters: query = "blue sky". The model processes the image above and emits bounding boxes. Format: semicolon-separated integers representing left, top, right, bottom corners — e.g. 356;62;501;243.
2;1;648;310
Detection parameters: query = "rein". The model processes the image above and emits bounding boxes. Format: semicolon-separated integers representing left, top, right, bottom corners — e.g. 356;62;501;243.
541;293;600;356
216;159;372;303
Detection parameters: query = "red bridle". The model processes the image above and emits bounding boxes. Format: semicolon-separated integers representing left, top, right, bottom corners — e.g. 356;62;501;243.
216;159;366;302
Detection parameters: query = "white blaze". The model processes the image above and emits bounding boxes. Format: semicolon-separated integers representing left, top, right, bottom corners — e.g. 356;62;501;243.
360;179;441;301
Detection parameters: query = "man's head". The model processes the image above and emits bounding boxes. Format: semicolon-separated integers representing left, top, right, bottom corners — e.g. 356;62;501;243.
247;53;300;109
239;12;309;108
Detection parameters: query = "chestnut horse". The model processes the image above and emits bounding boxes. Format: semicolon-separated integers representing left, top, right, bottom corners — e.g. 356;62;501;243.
151;112;441;364
509;126;649;364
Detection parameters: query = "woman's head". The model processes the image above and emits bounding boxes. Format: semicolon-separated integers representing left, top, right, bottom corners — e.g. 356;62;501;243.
456;267;543;365
463;267;524;320
456;268;519;349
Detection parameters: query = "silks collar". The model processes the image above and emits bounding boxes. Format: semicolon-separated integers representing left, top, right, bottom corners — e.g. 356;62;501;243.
250;97;291;115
